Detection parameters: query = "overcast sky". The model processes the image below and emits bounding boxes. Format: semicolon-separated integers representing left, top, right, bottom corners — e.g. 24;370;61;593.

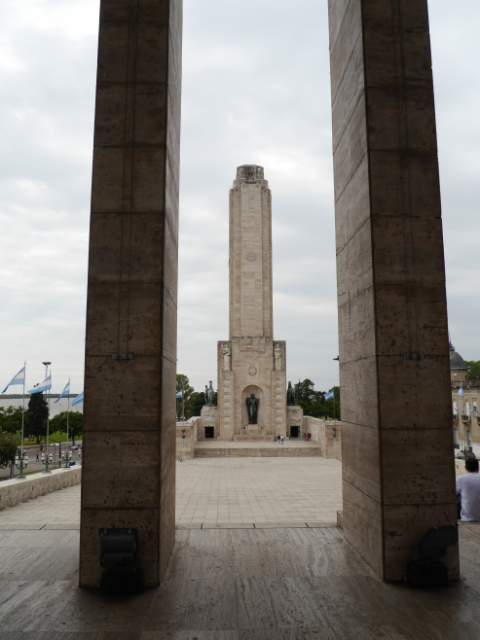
1;0;479;395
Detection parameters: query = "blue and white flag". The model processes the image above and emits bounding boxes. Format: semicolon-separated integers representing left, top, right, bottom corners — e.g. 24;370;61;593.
71;391;84;406
28;373;52;395
55;380;70;404
324;390;334;401
457;385;465;398
2;367;25;393
176;390;183;398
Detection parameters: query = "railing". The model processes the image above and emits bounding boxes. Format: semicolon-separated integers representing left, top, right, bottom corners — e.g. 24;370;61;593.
461;414;470;422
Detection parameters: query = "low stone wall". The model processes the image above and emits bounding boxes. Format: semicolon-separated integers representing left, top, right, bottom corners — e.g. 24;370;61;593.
0;466;82;511
302;417;342;460
176;418;200;460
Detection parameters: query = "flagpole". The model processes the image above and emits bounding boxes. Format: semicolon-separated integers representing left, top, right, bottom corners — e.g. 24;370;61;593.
45;366;51;472
21;360;26;461
67;378;70;447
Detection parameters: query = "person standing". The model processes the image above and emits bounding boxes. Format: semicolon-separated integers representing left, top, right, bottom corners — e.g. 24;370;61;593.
456;457;480;521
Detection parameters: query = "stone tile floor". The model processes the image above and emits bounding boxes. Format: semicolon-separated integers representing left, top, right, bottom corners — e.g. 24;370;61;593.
0;457;342;528
1;522;480;638
1;456;480;638
176;458;342;526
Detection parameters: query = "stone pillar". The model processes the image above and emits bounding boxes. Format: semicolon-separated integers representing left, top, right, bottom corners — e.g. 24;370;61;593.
79;0;182;588
329;0;459;580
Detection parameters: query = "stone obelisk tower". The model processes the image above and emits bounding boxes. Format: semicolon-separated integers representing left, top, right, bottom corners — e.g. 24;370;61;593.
217;165;287;441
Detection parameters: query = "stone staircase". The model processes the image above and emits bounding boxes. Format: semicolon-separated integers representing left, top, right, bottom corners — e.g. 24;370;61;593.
233;433;275;442
194;445;322;458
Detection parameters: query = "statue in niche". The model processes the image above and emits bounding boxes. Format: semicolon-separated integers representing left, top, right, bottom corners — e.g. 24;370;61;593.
205;381;215;407
287;381;297;406
223;347;231;370
246;393;259;424
274;344;282;370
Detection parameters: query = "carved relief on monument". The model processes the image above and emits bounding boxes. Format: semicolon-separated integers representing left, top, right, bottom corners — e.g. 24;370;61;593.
223;346;231;370
274;342;284;371
248;365;257;377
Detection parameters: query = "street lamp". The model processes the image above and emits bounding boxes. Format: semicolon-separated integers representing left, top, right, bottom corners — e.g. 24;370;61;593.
41;451;54;473
14;451;29;478
61;449;73;469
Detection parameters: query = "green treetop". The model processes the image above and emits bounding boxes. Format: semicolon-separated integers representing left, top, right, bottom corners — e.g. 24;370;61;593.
0;406;24;434
466;361;480;381
49;411;83;445
25;393;48;439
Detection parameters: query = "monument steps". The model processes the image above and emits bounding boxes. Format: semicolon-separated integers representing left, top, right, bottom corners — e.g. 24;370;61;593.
233;433;275;442
194;446;322;458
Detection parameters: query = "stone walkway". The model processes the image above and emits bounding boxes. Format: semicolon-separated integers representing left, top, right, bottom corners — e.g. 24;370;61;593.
0;457;342;528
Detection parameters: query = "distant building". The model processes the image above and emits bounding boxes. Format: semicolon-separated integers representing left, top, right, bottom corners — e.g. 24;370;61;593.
451;342;480;456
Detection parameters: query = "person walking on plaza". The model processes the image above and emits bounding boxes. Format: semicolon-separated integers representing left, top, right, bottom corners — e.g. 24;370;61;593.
457;457;480;521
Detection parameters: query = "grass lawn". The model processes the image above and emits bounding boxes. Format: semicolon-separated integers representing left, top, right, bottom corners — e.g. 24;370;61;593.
22;432;82;446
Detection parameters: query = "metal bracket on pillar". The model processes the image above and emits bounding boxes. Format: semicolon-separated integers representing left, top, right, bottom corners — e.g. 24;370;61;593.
112;354;134;360
403;353;424;360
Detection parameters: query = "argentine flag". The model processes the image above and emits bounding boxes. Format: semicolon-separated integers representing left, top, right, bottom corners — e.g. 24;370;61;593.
2;367;25;393
457;385;465;398
324;390;334;401
176;390;183;398
28;373;52;395
55;380;70;404
72;391;84;406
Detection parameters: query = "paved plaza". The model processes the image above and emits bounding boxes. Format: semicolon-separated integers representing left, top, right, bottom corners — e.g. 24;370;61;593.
0;456;342;528
176;457;342;526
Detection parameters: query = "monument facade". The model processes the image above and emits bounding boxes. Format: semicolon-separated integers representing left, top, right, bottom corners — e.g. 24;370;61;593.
216;165;290;441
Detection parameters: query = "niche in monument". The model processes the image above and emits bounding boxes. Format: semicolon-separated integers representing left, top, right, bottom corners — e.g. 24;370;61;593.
241;385;264;429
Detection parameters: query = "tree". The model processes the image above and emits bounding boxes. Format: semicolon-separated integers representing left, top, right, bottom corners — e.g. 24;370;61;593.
187;391;206;418
49;411;83;444
293;379;341;420
25;393;48;439
176;374;195;420
0;406;24;434
466;361;480;381
0;430;18;467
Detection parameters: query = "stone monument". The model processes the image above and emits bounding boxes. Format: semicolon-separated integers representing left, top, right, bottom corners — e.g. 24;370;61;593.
216;165;294;441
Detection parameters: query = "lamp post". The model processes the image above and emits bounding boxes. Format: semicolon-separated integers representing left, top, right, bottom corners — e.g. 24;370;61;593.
14;450;29;479
41;451;54;473
61;449;73;469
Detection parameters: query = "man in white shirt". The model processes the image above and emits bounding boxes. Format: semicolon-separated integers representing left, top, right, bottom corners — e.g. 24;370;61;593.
456;457;480;521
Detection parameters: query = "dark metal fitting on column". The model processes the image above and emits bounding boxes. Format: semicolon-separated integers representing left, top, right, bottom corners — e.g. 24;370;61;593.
112;353;134;360
99;528;142;594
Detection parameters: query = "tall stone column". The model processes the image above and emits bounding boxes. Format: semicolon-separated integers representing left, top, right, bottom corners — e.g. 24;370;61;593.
329;0;459;580
79;0;182;588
